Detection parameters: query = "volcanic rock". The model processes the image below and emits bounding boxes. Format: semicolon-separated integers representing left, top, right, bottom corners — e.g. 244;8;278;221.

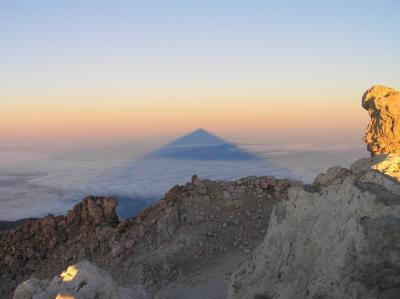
351;154;400;181
1;176;300;299
363;85;400;156
0;196;119;298
229;168;400;299
13;260;148;299
228;85;400;299
314;166;352;187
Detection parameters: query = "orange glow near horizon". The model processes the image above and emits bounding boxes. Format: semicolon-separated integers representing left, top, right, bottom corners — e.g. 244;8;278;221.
2;1;399;149
1;86;368;147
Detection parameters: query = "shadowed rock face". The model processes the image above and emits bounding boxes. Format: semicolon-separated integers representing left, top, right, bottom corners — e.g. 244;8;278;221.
76;196;119;226
362;85;400;156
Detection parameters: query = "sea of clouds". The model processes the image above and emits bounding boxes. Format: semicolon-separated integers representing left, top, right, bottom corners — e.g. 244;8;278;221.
0;144;367;221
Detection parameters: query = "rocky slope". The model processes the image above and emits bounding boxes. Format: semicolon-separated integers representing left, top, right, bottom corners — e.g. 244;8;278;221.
0;175;301;299
228;164;400;299
229;85;400;299
0;218;38;232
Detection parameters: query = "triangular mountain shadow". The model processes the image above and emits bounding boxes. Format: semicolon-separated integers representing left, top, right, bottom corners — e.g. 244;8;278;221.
149;128;260;161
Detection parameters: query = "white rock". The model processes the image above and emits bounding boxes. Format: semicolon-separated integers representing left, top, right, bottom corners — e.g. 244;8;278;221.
351;154;400;182
228;171;400;299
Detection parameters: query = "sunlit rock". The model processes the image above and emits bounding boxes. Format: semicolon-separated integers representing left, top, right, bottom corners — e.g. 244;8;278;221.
55;295;75;299
351;154;400;181
363;85;400;156
60;265;78;282
351;85;400;182
13;260;148;299
228;86;400;298
371;154;400;180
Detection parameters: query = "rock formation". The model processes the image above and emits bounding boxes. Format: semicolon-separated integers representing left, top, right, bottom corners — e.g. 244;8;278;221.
228;85;400;299
13;260;148;299
3;176;301;299
363;85;400;156
357;85;400;181
229;166;400;299
1;196;120;299
313;166;352;187
351;154;400;181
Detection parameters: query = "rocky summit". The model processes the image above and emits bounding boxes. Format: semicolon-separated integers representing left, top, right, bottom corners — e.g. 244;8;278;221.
358;85;400;181
229;85;400;299
3;85;400;299
1;175;301;299
229;161;400;299
363;85;400;156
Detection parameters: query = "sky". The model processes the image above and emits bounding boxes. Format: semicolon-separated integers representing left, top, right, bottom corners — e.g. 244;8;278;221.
1;0;399;151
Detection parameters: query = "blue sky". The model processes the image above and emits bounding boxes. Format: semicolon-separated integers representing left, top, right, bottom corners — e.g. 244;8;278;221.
1;0;399;148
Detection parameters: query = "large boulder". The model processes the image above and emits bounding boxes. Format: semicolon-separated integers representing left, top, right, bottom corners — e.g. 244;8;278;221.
362;85;400;156
314;166;352;187
228;169;400;299
13;260;148;299
67;196;119;226
0;196;120;299
351;154;400;181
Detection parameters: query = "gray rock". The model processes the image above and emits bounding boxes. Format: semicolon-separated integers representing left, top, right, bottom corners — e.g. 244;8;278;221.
350;157;374;175
229;171;400;299
314;166;352;187
191;175;208;195
13;260;148;299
